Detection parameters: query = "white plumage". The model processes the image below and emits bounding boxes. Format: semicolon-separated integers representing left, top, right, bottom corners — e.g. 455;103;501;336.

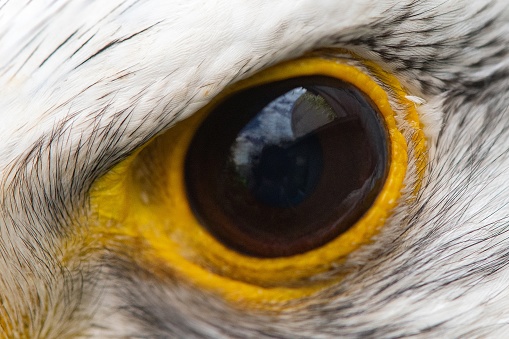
1;0;509;337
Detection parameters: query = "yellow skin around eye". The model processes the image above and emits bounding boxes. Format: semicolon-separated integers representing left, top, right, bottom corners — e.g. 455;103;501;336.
89;55;425;309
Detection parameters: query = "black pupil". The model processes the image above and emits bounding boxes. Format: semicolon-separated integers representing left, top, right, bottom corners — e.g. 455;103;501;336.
251;135;322;207
185;76;389;258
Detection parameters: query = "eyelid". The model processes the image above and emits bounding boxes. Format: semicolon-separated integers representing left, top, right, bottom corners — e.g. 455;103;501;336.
88;51;427;309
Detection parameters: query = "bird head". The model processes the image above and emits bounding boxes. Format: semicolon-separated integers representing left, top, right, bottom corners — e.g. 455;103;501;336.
1;1;509;337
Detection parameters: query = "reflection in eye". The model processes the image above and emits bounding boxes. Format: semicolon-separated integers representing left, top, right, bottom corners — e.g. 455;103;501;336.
185;77;389;257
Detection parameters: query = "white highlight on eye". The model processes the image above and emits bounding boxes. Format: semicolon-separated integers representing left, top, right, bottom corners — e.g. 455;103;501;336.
405;95;427;105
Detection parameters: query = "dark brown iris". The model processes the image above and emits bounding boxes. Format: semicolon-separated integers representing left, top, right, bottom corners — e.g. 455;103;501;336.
185;76;389;258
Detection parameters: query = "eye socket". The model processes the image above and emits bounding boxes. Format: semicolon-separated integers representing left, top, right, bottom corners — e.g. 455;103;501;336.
89;53;426;307
185;76;389;257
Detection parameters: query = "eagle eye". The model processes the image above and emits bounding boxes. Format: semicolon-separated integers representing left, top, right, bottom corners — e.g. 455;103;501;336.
89;53;426;306
185;76;389;258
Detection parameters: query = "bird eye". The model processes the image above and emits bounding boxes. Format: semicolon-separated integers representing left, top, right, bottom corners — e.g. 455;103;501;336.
185;77;389;258
89;53;426;307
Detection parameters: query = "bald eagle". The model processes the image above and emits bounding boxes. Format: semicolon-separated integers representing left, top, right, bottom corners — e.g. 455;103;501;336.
1;0;509;337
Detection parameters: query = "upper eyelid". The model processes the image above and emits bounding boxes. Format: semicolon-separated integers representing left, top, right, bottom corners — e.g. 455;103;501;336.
0;1;500;223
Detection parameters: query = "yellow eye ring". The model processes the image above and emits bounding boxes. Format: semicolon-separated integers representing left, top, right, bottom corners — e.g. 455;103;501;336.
89;53;426;308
